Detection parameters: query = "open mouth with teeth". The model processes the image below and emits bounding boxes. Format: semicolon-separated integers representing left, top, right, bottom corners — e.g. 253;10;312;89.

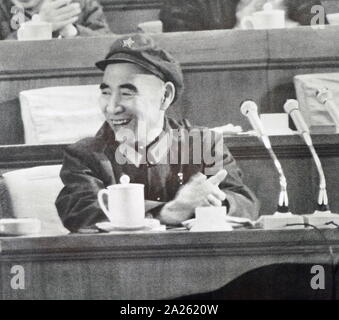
110;119;132;126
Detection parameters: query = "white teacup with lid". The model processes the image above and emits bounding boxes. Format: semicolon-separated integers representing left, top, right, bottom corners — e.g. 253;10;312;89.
17;14;52;41
241;3;285;30
97;175;146;229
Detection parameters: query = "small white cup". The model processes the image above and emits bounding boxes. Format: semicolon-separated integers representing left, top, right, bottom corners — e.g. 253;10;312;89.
97;184;145;228
137;20;163;33
260;113;290;136
193;207;232;231
17;15;52;41
241;9;285;30
326;13;339;25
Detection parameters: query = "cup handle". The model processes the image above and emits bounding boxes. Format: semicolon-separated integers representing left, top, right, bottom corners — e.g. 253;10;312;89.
97;189;110;217
241;16;255;30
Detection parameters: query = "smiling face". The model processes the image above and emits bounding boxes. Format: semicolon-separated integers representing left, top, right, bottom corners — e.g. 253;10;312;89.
99;63;168;145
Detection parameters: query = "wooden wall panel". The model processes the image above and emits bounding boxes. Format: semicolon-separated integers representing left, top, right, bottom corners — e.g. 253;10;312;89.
182;69;268;129
266;26;339;112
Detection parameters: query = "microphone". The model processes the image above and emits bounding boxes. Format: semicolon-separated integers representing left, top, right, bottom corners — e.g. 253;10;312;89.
283;99;312;146
240;100;271;149
241;100;290;214
283;99;330;212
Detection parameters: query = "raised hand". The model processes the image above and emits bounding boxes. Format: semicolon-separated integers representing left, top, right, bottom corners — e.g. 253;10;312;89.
159;169;228;225
39;0;81;31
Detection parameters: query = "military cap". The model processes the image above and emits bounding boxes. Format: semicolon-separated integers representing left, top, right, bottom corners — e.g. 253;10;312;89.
95;33;184;103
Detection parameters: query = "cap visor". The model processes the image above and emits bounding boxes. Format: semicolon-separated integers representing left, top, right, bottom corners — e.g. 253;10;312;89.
95;54;165;81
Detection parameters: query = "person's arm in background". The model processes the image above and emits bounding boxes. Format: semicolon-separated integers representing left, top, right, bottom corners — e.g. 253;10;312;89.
0;0;112;40
73;0;112;36
159;0;206;32
284;0;328;25
159;0;238;32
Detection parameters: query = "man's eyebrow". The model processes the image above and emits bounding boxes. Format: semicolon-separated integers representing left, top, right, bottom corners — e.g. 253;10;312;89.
120;84;137;92
100;83;109;90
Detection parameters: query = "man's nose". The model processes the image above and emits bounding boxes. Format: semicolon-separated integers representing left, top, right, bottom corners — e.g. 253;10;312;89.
106;94;124;114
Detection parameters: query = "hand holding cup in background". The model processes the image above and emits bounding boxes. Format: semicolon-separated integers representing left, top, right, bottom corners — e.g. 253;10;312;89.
17;14;52;40
39;0;81;32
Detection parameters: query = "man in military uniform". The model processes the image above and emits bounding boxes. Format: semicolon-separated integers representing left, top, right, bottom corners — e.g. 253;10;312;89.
55;34;259;232
0;0;111;40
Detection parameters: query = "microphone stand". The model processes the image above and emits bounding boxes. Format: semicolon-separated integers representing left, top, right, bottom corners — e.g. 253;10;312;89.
283;98;339;228
302;133;339;228
255;142;304;230
240;101;304;229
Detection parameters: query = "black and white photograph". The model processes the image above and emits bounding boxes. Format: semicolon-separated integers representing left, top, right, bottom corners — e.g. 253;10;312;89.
0;0;339;305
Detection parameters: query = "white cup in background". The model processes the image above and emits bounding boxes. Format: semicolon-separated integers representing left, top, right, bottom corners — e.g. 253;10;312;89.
97;184;145;229
241;6;285;30
17;14;52;41
137;20;163;33
260;113;291;136
326;13;339;25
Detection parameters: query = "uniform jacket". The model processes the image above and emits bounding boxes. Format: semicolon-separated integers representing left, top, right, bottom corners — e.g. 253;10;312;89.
159;0;327;32
0;0;111;40
56;117;259;232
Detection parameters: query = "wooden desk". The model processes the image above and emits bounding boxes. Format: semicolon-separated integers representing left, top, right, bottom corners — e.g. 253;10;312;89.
1;229;339;300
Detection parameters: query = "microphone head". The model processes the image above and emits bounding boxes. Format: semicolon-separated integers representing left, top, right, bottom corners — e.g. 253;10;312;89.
283;99;299;115
240;100;258;116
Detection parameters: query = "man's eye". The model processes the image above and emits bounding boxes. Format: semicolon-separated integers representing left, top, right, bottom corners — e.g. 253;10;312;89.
101;91;111;96
121;90;135;97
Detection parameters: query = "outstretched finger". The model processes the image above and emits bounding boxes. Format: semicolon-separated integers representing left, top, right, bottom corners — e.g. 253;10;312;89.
207;169;227;186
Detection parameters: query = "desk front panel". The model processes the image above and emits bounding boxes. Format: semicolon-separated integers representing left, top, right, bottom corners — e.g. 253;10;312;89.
1;229;338;299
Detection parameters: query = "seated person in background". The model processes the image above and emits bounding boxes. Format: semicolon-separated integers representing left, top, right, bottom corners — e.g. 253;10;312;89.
55;34;259;232
0;0;111;40
159;0;327;32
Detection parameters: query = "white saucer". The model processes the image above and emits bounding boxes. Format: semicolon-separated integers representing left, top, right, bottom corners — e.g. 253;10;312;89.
96;219;165;232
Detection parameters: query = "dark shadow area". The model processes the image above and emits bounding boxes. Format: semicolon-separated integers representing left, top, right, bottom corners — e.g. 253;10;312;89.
0;99;24;145
176;263;337;300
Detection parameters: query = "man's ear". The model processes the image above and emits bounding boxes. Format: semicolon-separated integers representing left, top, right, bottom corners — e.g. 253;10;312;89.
160;82;176;111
